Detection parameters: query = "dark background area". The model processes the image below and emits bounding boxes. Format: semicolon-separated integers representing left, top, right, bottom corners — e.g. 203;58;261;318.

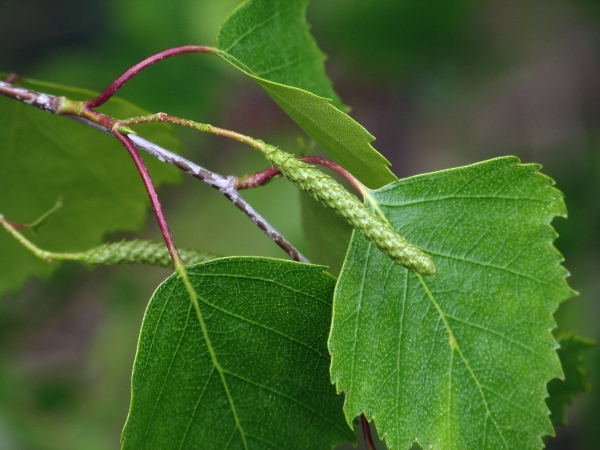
1;0;599;448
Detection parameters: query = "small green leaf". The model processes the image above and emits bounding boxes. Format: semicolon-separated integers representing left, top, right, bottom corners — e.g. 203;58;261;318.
546;333;595;426
0;79;181;296
329;157;574;449
122;257;353;449
215;0;396;188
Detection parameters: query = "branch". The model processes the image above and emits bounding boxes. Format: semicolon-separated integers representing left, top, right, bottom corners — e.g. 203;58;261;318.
126;133;309;263
0;80;60;112
0;79;308;264
113;112;435;275
4;72;378;450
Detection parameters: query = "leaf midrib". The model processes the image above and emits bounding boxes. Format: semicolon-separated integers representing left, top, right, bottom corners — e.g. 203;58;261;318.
418;274;510;449
178;266;249;449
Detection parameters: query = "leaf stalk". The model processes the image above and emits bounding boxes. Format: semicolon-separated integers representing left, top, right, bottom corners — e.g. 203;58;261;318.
112;127;183;268
85;45;216;108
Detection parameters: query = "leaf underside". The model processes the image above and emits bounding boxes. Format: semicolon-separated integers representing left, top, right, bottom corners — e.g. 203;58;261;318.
121;257;354;450
215;0;396;189
329;156;574;450
0;79;181;296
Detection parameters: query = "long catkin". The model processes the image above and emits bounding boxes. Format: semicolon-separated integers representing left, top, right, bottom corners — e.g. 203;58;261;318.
262;145;435;275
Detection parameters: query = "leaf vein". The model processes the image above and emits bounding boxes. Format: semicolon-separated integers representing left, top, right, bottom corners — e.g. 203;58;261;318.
222;5;297;53
375;194;550;208
445;314;545;359
254;54;316;78
222;369;351;435
452;161;501;196
191;272;331;307
429;251;558;290
142;300;193;446
178;271;249;449
418;276;510;449
349;244;373;395
482;385;548;426
178;366;216;449
195;293;329;359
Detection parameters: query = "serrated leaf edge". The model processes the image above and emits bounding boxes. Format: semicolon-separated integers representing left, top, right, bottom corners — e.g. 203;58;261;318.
330;157;575;449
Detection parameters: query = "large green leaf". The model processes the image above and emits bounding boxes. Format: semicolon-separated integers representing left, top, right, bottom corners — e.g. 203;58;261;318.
0;79;181;296
329;157;574;449
214;0;396;188
121;257;353;449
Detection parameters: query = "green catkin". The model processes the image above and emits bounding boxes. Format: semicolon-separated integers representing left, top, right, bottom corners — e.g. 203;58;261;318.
1;213;219;268
262;145;436;275
85;240;218;267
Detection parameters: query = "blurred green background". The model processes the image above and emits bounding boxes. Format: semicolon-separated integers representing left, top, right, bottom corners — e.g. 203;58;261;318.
1;0;599;448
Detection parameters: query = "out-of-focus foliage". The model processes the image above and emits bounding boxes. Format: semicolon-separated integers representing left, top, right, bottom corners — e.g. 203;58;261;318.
215;0;396;188
0;80;181;295
547;334;595;426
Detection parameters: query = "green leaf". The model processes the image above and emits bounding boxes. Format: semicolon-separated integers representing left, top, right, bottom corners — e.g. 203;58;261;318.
0;79;181;295
546;333;595;426
329;157;574;449
214;0;396;188
121;257;353;449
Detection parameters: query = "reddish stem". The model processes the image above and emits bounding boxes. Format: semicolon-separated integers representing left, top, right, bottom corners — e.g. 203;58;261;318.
118;113;366;196
361;414;376;450
113;128;182;267
3;73;21;83
301;156;364;196
85;45;216;108
236;156;365;198
118;112;366;197
3;218;30;229
235;167;282;189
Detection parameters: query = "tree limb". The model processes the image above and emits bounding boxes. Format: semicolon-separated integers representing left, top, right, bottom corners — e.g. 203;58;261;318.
0;79;308;263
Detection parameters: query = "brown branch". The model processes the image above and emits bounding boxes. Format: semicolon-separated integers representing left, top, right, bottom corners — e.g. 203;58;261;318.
0;79;308;264
126;133;309;263
0;80;61;113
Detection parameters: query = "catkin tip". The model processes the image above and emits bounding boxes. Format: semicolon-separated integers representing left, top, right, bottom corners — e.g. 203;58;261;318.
422;261;436;276
401;253;436;275
418;256;436;276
